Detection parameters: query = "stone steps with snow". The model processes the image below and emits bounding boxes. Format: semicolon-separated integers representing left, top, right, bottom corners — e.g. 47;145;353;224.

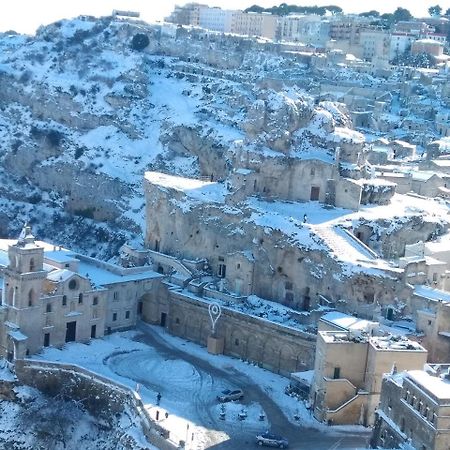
313;224;376;265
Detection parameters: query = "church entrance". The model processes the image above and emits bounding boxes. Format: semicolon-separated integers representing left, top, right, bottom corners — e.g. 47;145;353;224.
65;321;76;342
310;186;320;201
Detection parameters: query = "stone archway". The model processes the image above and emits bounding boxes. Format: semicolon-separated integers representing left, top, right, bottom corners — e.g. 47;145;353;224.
246;334;263;364
262;340;281;373
230;329;248;359
279;343;298;374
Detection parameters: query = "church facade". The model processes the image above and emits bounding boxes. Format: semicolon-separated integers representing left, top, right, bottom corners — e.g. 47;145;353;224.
0;225;161;360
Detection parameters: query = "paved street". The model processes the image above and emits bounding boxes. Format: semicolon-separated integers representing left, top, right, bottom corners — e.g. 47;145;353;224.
105;322;370;449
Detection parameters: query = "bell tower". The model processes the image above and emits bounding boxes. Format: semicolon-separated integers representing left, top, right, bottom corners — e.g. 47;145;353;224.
3;224;46;309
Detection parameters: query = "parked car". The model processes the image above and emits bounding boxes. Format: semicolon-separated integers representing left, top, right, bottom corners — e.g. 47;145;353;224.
216;388;244;402
256;431;289;448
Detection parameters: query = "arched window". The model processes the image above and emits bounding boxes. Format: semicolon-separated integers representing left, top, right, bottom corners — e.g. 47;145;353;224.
78;293;83;304
68;279;77;290
29;258;35;272
28;289;34;307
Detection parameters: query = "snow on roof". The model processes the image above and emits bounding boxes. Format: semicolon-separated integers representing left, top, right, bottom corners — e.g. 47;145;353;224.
145;171;226;204
370;336;425;351
44;250;78;263
291;370;314;384
354;178;397;187
76;259;160;287
425;233;450;253
432;159;450;167
414;285;450;303
8;329;27;342
333;126;364;144
320;311;378;331
407;370;450;400
47;269;77;283
235;168;253;175
414;38;443;45
409;171;440;181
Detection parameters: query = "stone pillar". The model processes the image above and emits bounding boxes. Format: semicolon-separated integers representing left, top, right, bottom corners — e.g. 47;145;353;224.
207;335;224;355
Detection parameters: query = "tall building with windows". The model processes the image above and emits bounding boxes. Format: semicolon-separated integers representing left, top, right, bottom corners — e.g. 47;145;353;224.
372;364;450;450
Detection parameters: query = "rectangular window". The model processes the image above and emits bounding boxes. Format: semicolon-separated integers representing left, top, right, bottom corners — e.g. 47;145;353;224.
62;296;67;306
218;264;226;278
46;303;52;313
113;312;117;321
125;310;130;319
333;367;340;379
44;333;50;347
113;292;118;300
93;296;98;306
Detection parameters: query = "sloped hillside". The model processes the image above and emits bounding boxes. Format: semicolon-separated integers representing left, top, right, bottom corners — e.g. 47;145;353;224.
0;15;360;258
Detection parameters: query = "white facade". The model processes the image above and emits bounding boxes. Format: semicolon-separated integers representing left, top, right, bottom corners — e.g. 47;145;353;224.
389;33;414;60
278;15;329;45
199;7;236;33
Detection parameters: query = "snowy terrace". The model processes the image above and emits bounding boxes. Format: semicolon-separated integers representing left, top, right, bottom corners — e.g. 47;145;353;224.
145;171;227;212
243;192;449;275
182;290;313;334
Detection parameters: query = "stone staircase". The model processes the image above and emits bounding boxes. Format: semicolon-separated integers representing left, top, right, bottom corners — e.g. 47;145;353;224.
313;225;377;264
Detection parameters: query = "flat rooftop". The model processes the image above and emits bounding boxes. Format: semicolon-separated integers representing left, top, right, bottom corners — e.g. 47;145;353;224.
407;370;450;401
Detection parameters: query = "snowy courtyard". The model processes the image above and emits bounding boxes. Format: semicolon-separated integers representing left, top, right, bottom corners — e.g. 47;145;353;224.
34;322;370;449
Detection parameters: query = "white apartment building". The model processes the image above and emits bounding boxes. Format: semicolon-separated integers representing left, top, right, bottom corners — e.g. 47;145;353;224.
360;29;390;61
278;14;328;45
231;11;278;40
199;7;236;33
389;32;415;60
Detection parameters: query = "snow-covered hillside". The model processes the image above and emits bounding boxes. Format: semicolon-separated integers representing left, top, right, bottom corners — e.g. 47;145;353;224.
0;16;361;259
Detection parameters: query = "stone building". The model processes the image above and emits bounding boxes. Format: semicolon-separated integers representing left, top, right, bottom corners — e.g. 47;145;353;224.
310;330;427;426
412;39;444;57
164;3;207;27
141;280;316;375
0;226;161;360
371;364;450;450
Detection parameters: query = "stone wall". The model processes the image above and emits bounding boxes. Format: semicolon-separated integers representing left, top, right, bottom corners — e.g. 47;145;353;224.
143;286;316;376
15;359;177;450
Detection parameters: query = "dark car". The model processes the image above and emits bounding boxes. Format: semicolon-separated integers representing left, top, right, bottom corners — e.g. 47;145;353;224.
256;431;289;448
216;388;244;402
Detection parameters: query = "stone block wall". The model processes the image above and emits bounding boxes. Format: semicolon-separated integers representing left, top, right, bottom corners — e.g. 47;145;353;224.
144;288;316;376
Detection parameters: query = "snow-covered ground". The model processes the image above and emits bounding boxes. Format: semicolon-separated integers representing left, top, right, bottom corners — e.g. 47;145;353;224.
33;324;369;449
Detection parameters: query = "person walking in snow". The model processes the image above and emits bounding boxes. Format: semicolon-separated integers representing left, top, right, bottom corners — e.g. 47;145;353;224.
303;214;308;223
156;392;161;405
